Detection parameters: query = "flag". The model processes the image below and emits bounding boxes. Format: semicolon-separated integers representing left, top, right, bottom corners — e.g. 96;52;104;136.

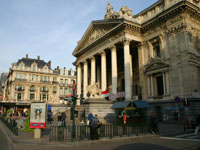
101;90;109;98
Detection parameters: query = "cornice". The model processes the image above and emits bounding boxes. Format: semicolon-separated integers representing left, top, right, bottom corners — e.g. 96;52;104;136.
141;1;200;32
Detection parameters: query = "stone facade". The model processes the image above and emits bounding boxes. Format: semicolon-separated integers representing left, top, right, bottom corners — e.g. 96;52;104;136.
73;0;200;121
2;55;76;109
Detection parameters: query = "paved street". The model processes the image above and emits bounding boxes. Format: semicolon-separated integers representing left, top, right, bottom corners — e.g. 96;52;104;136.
0;123;16;150
4;136;200;150
1;120;200;150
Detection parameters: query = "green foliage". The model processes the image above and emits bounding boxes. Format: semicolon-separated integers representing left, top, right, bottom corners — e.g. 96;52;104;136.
24;110;34;132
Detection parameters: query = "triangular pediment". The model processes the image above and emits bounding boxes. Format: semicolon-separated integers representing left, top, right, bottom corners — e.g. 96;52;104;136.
144;58;169;73
73;19;123;56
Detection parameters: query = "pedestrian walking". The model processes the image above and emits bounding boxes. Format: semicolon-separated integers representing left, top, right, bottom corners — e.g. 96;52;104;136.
47;112;52;124
149;112;157;134
195;114;200;135
61;112;66;126
57;112;62;126
123;112;127;125
90;114;100;140
87;112;94;125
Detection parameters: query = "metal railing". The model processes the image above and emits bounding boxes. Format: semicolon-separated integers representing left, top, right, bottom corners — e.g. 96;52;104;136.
0;117;18;136
49;124;148;142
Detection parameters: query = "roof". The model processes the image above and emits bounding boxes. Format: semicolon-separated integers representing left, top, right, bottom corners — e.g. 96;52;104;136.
16;58;51;69
111;101;131;109
133;101;150;108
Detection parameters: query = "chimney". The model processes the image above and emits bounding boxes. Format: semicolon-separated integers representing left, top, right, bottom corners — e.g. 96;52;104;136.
37;56;40;60
48;61;51;68
26;54;28;59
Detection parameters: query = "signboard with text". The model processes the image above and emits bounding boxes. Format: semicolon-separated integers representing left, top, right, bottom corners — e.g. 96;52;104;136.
30;103;46;129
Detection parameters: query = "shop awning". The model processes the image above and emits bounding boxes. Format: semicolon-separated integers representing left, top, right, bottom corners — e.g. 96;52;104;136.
133;101;150;108
111;101;130;109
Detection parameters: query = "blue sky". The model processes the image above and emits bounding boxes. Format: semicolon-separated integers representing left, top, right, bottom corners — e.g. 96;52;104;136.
0;0;158;73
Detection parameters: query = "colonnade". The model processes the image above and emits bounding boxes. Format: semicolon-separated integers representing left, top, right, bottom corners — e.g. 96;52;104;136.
76;39;133;100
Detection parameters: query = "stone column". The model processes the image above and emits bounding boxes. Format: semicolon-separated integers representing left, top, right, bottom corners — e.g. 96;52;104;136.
124;39;132;100
147;76;151;97
150;75;154;96
91;56;96;85
165;72;170;94
77;63;82;98
101;51;107;92
162;72;166;95
111;45;117;94
83;60;88;98
147;41;153;59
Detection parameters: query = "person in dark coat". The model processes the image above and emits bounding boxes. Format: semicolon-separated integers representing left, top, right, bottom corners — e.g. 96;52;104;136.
149;112;157;134
90;114;100;140
61;112;66;126
195;114;200;135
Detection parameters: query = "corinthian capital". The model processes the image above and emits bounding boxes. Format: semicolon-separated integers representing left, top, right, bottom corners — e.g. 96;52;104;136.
122;37;131;45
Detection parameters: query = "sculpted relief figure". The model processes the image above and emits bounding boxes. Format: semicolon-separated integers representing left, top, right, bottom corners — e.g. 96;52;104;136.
87;83;102;98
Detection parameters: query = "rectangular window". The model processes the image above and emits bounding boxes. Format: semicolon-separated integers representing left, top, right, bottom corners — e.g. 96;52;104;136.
64;88;67;95
156;75;164;96
60;79;63;84
53;86;57;93
153;42;161;58
65;79;68;85
30;94;35;100
17;93;21;100
60;88;63;96
53;77;57;82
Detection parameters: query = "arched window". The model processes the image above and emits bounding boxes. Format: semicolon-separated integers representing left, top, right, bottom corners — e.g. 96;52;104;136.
30;85;35;92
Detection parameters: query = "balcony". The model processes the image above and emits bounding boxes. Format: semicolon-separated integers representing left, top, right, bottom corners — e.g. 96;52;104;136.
30;89;35;92
40;80;51;84
40;90;49;93
15;88;24;91
52;81;59;84
15;78;27;82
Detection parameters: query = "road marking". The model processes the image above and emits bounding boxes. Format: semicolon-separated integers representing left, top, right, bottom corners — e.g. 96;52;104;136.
188;135;200;139
160;137;200;142
174;133;195;138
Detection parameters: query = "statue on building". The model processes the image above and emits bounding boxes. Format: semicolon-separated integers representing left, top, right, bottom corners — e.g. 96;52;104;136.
87;83;102;98
104;2;114;19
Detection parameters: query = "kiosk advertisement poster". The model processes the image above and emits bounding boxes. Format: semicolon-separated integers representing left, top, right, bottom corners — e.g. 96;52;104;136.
30;103;46;129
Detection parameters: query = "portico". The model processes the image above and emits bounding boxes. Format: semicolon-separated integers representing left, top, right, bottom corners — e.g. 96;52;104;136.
74;34;142;101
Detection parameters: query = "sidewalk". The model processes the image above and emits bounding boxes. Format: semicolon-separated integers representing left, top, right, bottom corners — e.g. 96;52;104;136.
0;120;157;146
158;122;195;136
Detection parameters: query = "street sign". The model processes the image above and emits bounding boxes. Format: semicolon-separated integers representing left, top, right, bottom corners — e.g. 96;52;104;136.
174;96;180;103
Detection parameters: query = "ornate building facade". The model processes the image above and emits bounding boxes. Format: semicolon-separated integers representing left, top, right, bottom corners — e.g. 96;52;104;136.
1;55;76;111
73;0;200;121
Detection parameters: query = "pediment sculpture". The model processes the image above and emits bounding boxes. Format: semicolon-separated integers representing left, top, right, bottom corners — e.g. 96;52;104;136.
144;58;169;73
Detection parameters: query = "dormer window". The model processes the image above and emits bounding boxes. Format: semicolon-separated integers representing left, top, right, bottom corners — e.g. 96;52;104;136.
32;63;37;71
32;65;36;71
43;66;48;72
20;64;24;70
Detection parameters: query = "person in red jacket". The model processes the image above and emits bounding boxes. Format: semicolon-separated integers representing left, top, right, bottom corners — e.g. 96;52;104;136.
123;113;127;125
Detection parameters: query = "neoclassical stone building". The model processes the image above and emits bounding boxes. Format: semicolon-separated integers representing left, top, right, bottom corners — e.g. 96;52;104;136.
73;0;200;121
1;55;76;112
